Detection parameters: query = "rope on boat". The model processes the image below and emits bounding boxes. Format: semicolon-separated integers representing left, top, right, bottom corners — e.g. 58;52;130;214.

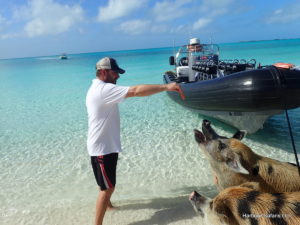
284;109;300;176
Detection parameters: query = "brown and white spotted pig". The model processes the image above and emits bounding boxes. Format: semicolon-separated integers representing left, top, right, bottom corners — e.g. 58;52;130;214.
194;120;300;193
189;182;300;225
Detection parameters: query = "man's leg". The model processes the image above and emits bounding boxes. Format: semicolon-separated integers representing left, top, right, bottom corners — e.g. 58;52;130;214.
107;199;114;209
91;153;118;225
94;187;114;225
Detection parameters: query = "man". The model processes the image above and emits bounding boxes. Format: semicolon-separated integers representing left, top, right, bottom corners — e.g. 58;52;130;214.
86;57;184;225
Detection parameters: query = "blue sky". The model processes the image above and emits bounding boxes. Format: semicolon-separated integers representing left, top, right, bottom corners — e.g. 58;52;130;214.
1;0;300;59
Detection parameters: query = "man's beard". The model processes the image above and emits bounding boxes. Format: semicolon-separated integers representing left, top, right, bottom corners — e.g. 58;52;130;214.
106;77;117;84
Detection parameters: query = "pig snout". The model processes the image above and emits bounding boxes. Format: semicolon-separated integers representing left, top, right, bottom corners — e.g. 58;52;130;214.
189;191;201;201
202;119;219;140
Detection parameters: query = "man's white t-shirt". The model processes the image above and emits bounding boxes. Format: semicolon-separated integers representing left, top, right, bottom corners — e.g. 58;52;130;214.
86;79;129;156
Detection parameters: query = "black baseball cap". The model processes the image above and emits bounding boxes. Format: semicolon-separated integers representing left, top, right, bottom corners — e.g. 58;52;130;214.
96;57;125;74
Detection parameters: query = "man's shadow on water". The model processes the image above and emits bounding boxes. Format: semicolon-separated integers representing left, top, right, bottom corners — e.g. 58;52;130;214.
119;185;218;225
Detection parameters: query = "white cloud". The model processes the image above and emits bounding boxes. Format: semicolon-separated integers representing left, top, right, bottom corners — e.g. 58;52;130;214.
200;0;234;16
151;24;168;33
118;20;168;35
0;32;21;40
118;19;150;35
153;0;193;22
0;13;11;28
190;0;234;31
14;0;84;37
193;18;212;30
97;0;145;22
170;25;187;33
0;14;6;33
0;14;6;24
266;3;300;24
0;14;18;39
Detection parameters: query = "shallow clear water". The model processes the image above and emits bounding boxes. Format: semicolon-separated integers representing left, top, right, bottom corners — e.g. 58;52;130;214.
1;39;300;224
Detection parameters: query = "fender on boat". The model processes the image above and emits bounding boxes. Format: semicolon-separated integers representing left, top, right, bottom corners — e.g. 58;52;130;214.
273;62;294;69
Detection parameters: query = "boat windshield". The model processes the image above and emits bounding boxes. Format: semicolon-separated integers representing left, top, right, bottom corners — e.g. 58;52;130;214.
175;44;220;65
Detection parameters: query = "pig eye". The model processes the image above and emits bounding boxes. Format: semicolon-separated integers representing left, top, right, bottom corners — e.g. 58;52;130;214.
218;141;226;150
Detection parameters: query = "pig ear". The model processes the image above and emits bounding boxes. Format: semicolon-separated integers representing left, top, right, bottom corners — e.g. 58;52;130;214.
239;182;260;191
232;130;247;140
226;153;249;174
214;201;230;223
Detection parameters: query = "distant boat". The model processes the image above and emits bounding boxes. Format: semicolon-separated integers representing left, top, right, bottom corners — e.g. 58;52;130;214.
59;53;68;60
163;38;300;133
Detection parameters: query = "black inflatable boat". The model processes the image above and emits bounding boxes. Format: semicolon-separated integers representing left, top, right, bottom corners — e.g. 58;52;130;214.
163;38;300;133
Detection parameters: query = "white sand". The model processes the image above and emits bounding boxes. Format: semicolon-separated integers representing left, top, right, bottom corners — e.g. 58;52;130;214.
104;196;204;225
1;194;213;225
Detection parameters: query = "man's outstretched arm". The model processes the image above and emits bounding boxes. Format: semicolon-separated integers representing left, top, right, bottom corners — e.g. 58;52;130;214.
126;82;185;99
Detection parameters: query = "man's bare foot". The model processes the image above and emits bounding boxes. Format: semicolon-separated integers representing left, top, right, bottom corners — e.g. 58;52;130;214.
107;201;118;210
107;205;118;210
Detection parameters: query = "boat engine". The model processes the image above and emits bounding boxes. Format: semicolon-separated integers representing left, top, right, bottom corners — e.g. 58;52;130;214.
192;59;257;80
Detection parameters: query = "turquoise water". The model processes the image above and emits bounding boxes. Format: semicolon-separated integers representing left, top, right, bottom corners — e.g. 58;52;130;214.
1;39;300;224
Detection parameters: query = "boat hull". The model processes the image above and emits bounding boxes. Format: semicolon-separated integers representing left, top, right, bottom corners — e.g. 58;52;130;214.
163;66;300;133
164;66;300;112
192;109;281;133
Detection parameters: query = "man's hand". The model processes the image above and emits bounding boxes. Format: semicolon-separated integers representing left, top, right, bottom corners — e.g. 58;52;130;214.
165;82;186;100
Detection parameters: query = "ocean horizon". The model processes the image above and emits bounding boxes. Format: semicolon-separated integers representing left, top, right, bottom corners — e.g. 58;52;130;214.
2;37;300;61
1;38;300;225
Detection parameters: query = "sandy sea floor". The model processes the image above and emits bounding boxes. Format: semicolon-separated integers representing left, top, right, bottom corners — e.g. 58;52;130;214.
104;196;202;225
2;195;211;225
2;41;300;225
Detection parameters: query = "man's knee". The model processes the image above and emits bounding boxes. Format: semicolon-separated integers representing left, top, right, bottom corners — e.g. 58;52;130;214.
100;187;115;195
107;187;115;194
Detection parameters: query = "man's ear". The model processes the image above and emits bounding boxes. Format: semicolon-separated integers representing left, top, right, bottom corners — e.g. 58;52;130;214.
225;152;249;174
232;130;247;140
101;70;108;79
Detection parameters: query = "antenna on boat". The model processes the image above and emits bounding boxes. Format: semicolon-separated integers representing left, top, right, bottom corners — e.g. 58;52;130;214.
172;39;176;70
273;63;300;176
172;39;175;57
276;65;300;176
285;109;300;176
188;26;192;40
210;34;215;52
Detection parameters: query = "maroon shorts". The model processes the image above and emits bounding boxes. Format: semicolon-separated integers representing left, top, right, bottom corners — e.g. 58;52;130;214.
91;153;118;190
